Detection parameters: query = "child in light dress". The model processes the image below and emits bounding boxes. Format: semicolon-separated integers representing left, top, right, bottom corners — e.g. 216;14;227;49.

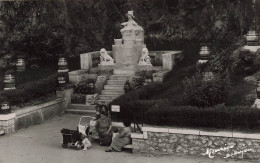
82;134;91;151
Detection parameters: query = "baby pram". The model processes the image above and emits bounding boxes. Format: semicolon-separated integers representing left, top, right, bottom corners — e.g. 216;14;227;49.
61;129;83;150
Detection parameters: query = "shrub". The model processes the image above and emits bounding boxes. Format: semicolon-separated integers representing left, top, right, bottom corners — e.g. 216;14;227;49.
112;99;260;130
131;70;156;89
74;78;95;94
71;94;86;104
183;73;232;107
232;49;260;75
0;74;57;106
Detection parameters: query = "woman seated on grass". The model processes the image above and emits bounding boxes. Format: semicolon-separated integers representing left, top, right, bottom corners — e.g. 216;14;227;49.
105;120;132;152
95;110;112;146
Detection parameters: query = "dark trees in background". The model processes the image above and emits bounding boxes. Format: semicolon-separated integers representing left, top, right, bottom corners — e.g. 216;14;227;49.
0;0;254;66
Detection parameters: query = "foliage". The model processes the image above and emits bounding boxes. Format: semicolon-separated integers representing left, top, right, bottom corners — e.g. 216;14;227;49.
0;0;253;63
183;73;232;107
71;94;86;104
232;49;260;75
0;1;66;63
0;74;57;106
145;101;260;130
112;98;260;130
131;70;156;89
131;76;145;89
74;78;95;94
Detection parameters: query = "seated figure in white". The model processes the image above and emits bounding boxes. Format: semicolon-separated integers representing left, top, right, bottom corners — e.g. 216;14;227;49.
100;48;114;65
120;11;143;32
138;48;152;66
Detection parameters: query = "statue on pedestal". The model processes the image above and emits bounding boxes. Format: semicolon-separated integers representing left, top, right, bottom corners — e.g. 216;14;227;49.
138;48;152;66
120;11;143;33
100;48;114;65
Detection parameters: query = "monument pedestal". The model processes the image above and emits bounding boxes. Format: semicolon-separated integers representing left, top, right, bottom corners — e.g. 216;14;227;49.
98;64;115;71
137;65;153;71
98;64;114;75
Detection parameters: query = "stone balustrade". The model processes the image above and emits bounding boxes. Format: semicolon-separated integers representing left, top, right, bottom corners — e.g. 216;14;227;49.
162;51;183;70
80;51;113;71
80;51;183;71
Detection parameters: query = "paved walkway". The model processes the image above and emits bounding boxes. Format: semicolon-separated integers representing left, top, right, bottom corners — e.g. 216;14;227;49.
0;114;259;163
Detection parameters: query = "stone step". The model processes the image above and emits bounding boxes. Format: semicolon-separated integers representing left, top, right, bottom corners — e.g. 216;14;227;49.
66;109;96;115
98;95;120;100
104;85;124;90
107;80;126;85
113;69;136;75
96;99;113;104
68;104;96;111
109;75;133;80
101;90;125;95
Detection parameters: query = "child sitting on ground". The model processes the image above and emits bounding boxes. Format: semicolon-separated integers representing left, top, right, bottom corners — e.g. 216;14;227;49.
82;134;91;151
82;127;91;151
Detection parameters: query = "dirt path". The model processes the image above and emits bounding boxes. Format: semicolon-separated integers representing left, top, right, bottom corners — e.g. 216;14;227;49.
0;114;258;163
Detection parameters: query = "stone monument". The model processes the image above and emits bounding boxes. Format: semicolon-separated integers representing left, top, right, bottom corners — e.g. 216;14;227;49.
98;48;115;70
112;11;146;68
138;48;152;66
99;48;114;65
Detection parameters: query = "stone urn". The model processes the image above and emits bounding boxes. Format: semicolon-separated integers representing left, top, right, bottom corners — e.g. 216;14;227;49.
199;46;211;60
16;58;26;72
4;74;15;90
58;75;66;87
58;58;68;70
0;102;11;114
246;30;259;46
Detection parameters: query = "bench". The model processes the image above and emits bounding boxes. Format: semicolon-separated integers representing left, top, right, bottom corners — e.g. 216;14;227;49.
124;144;132;149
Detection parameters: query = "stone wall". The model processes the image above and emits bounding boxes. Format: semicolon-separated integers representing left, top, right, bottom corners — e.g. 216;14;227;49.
0;88;73;134
15;98;65;130
131;127;260;160
0;113;16;134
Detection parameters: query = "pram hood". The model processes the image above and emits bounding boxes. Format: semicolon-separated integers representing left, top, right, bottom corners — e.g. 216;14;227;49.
61;128;79;134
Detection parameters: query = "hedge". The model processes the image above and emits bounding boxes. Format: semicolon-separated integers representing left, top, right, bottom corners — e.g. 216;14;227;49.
111;99;260;130
0;74;57;106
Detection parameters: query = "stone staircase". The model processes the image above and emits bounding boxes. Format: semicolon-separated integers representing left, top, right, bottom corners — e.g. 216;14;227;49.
96;69;135;104
66;68;135;115
66;104;96;115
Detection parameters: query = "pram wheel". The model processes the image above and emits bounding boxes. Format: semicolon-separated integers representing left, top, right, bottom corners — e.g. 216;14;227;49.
75;141;82;150
62;143;68;148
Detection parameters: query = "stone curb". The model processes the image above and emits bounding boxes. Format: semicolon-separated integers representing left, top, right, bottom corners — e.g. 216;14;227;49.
138;126;260;140
0;113;16;121
15;98;64;117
